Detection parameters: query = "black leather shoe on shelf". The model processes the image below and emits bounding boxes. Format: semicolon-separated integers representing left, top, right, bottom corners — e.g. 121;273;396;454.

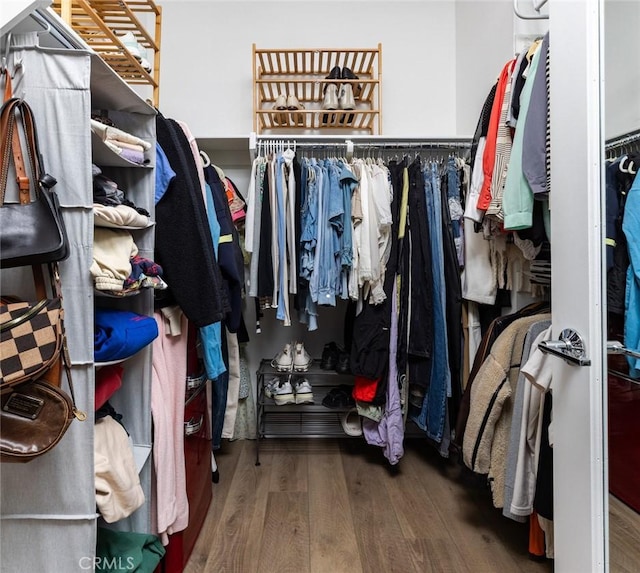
335;350;351;375
326;65;341;81
320;342;339;370
341;66;362;98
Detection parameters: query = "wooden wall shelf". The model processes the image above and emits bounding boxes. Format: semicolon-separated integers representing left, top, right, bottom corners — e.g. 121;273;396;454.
253;45;382;135
52;0;162;105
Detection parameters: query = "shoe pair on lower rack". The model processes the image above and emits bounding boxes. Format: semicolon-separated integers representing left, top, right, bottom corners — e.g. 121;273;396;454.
265;376;314;405
271;341;312;372
320;342;351;374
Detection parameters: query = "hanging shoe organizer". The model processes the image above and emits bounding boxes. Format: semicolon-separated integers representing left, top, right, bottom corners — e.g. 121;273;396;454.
253;44;382;134
52;0;162;105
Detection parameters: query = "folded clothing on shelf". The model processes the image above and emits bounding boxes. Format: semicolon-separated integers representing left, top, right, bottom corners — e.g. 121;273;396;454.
91;228;139;291
95;308;159;362
94;414;145;522
96;527;165;573
95;364;124;410
94;203;152;229
91;119;152;152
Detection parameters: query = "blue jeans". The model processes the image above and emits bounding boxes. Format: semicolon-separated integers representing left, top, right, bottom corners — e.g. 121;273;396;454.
300;158;318;281
447;157;464;267
275;154;287;321
338;161;357;298
313;159;341;305
411;163;450;442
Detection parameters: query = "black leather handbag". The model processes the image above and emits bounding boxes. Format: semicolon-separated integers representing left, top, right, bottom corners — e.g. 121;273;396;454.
0;98;69;268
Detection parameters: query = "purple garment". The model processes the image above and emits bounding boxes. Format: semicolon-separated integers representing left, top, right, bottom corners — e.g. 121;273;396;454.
119;147;147;165
362;282;405;465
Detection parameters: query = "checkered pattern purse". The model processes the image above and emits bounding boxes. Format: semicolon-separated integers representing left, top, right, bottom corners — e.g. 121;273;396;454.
0;297;63;388
0;263;64;390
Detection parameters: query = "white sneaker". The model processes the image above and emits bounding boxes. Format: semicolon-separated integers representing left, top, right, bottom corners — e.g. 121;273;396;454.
264;377;280;399
273;379;295;406
119;31;142;60
294;377;314;404
271;343;293;372
293;341;312;372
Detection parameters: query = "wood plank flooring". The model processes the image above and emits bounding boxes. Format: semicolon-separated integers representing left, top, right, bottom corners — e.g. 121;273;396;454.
610;494;640;573
186;438;554;573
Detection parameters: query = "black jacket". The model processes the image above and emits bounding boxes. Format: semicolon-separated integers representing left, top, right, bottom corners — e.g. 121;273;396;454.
154;113;230;326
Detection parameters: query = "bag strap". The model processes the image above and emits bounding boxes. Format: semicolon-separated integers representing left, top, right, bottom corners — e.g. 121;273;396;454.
43;261;86;422
2;70;12;103
0;98;40;205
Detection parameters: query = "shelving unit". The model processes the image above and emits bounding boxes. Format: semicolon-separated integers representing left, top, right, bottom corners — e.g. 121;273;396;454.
91;104;156;534
253;45;382;134
52;0;162;105
256;359;358;464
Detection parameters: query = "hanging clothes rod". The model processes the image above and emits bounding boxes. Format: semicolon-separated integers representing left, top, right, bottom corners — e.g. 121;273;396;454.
253;138;472;150
605;129;640;151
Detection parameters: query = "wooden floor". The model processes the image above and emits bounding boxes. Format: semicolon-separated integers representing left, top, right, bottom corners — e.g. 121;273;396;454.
185;438;554;573
610;494;640;573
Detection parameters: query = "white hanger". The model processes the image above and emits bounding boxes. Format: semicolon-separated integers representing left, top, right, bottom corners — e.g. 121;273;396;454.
619;155;630;174
199;150;211;168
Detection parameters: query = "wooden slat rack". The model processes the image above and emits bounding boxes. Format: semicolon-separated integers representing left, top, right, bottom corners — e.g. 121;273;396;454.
52;0;162;105
253;45;382;134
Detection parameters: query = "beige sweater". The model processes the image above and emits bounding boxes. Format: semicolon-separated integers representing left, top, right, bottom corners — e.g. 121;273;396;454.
463;313;550;508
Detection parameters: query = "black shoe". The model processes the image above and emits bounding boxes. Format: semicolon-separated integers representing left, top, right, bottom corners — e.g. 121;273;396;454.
320;342;339;370
335;350;351;374
322;384;355;409
341;67;362;98
326;66;341;81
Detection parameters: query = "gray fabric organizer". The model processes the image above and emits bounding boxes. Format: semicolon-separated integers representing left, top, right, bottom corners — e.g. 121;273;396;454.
0;17;156;572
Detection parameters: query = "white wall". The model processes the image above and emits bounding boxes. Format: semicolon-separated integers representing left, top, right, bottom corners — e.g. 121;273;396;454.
159;0;458;137
157;0;518;379
455;1;514;136
604;0;640;139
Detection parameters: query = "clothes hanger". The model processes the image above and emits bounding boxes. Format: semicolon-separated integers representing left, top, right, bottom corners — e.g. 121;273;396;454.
199;150;211;168
619;155;630;174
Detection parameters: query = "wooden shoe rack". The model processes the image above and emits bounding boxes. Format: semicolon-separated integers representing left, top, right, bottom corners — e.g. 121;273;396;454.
52;0;162;105
253;44;382;134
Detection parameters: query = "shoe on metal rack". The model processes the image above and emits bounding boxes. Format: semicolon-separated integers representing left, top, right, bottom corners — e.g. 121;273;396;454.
271;342;293;372
264;377;280;399
273;379;295;406
293;341;312;372
335;350;351;374
320;342;340;370
294;377;314;404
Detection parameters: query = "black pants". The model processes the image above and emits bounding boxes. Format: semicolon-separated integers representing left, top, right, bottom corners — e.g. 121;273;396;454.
405;158;434;388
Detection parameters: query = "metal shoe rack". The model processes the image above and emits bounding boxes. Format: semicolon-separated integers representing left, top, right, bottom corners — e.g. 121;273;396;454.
255;359;357;465
52;0;162;105
252;44;382;134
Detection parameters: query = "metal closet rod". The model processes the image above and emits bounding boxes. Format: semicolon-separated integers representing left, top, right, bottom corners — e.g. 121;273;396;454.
256;140;472;150
605;129;640;151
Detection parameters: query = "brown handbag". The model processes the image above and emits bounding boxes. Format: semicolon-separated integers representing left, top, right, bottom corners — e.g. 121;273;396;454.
0;263;86;463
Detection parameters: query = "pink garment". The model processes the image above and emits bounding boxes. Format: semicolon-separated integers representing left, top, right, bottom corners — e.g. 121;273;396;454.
176;120;208;208
151;309;189;545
